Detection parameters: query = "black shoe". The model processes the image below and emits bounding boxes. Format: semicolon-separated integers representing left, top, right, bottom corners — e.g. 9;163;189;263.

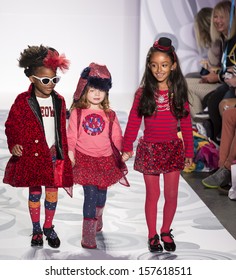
148;234;163;253
161;229;176;252
218;185;231;196
31;232;43;247
202;119;213;139
43;226;61;248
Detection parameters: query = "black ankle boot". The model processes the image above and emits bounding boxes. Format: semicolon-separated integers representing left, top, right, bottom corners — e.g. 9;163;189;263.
43;226;60;248
161;229;176;252
148;234;163;253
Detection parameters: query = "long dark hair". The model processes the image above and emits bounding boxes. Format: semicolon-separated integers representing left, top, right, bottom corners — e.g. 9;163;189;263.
138;46;190;119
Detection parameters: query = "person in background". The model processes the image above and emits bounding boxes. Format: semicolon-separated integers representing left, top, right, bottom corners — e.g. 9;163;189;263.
67;62;129;249
202;65;236;192
204;0;236;143
202;106;236;194
3;45;73;248
186;7;222;120
122;37;194;253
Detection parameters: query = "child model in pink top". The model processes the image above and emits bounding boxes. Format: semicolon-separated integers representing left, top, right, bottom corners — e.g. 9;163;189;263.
122;37;194;253
67;62;129;249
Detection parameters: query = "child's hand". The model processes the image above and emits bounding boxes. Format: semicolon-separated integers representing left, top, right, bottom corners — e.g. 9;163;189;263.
11;144;23;156
122;151;133;162
184;158;193;168
68;151;75;167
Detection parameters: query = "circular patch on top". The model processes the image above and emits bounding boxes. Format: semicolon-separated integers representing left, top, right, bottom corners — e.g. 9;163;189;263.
82;113;105;136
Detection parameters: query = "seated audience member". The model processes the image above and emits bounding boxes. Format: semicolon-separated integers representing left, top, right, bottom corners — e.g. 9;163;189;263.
205;1;236;143
186;7;222;120
202;107;236;195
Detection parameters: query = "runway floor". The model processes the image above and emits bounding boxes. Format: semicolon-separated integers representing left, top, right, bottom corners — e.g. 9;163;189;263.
0;110;236;260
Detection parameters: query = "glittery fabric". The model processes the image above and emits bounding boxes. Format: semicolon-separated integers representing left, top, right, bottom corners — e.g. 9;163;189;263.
73;62;111;101
73;150;123;189
3;86;73;197
81;218;97;249
89;63;111;79
95;206;104;232
155;90;170;111
134;137;185;175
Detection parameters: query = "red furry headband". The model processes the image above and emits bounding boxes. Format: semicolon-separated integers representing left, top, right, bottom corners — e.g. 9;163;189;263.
43;50;70;72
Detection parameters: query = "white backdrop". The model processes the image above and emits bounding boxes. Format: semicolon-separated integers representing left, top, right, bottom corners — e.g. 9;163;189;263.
0;0;219;112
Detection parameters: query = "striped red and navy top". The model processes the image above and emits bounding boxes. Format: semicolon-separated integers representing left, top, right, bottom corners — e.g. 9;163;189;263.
123;88;194;158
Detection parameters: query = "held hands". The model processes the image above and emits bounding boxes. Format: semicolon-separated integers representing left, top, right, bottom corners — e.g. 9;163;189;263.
122;151;133;162
11;144;23;156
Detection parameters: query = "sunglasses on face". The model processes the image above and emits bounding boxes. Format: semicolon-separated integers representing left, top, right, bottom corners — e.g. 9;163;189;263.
32;75;61;85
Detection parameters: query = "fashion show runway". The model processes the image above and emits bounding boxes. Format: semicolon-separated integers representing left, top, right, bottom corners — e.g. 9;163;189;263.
0;110;236;260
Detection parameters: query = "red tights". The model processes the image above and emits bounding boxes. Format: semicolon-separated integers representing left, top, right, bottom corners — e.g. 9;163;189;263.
144;171;180;242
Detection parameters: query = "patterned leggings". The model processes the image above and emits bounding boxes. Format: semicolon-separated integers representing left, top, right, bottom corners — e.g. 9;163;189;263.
28;186;58;233
83;185;107;218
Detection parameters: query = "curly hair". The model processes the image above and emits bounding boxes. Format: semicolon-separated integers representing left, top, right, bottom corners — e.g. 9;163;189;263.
18;45;49;77
18;45;69;77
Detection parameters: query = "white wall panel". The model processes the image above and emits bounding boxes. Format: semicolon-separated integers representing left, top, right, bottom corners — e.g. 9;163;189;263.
0;0;219;111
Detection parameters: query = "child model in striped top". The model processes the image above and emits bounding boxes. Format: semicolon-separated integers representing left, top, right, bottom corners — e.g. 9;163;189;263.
122;37;194;253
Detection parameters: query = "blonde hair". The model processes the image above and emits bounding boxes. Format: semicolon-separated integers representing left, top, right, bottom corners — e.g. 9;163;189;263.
210;0;236;42
194;7;213;49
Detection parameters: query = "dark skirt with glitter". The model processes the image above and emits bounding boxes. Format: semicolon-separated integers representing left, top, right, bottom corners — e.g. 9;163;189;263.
134;137;185;175
73;150;124;189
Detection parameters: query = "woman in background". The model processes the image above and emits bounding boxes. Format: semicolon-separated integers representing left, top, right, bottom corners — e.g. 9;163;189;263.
186;7;222;120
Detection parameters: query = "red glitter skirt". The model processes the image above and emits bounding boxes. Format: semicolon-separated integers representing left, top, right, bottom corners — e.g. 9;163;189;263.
134;137;185;175
73;150;124;189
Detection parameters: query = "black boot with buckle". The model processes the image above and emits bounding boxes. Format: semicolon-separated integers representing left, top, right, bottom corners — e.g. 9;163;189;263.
148;234;163;253
43;226;60;248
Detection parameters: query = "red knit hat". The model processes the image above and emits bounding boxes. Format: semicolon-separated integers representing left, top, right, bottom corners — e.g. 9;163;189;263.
73;62;112;101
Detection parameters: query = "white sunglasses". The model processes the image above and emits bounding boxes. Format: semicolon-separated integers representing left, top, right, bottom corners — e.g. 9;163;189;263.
32;75;61;85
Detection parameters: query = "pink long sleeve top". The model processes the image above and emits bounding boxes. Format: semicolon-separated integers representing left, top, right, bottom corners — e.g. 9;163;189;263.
67;108;123;157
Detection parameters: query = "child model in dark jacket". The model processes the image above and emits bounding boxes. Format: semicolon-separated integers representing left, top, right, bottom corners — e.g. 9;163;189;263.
3;45;73;248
